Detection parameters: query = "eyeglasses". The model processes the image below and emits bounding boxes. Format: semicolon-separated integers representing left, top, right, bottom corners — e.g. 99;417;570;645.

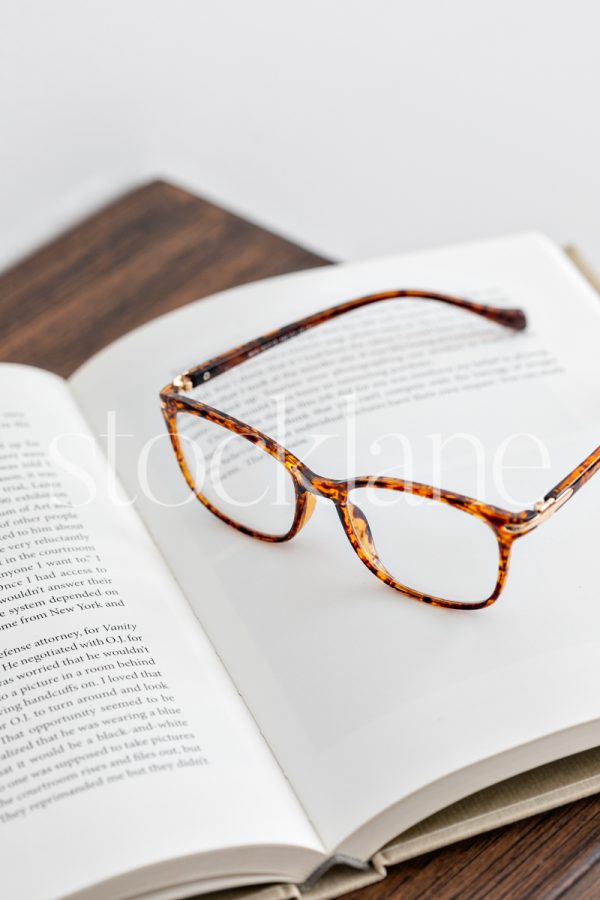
160;289;598;610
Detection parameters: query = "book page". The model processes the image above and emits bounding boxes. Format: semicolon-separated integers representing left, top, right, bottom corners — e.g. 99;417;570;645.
0;365;322;900
71;233;600;858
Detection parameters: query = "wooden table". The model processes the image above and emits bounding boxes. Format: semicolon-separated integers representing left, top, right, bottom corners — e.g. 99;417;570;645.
1;181;598;899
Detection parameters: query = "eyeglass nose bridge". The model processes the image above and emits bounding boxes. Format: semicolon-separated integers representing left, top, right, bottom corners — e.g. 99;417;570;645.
291;465;384;570
292;465;347;504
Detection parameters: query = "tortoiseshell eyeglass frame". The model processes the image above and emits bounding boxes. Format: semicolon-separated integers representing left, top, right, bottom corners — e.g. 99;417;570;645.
160;289;599;611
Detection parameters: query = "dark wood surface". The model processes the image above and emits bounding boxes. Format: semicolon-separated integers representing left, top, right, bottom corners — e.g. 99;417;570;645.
0;180;327;377
1;181;599;899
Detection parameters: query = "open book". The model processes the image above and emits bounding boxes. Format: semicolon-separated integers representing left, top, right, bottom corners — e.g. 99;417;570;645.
2;232;600;900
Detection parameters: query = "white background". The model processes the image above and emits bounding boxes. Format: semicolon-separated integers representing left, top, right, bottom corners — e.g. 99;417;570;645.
1;1;599;272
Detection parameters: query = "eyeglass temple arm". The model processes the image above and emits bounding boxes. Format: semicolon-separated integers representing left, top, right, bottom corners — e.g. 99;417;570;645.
181;289;526;389
507;443;600;536
546;443;600;502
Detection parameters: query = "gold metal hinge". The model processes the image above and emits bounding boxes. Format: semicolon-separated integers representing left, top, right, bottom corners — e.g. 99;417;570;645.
504;487;574;535
172;371;193;392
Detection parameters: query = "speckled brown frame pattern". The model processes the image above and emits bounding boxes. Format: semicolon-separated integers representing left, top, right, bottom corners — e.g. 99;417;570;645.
160;288;593;610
